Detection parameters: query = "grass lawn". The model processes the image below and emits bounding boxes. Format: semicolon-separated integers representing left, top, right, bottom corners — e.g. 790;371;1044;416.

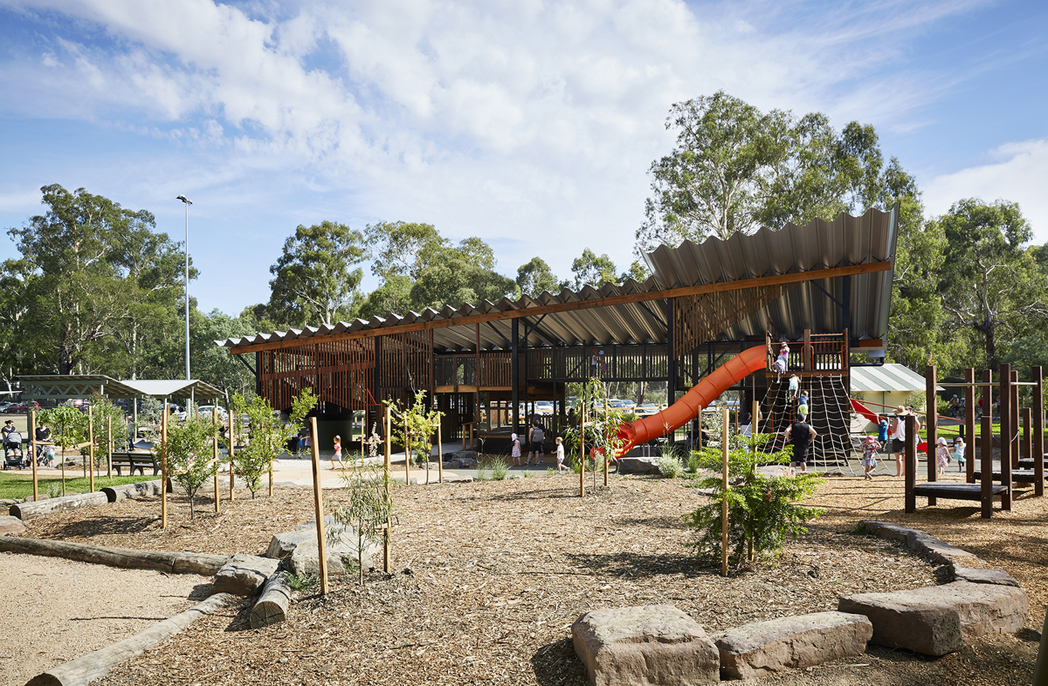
0;471;152;500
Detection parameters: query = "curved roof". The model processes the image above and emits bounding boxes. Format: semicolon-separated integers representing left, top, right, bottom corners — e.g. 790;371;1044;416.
220;206;898;354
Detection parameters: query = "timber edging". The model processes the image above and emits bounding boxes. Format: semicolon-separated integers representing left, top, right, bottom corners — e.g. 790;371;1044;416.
25;592;235;686
0;537;230;575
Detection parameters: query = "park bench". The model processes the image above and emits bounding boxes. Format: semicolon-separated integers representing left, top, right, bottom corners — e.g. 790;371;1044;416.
110;451;160;476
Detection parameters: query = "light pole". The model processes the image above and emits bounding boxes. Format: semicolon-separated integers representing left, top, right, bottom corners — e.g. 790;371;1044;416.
176;195;192;380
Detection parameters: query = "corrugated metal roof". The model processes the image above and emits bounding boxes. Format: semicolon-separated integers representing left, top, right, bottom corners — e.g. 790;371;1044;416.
643;207;897;341
221;206;898;353
18;375;225;400
851;364;928;393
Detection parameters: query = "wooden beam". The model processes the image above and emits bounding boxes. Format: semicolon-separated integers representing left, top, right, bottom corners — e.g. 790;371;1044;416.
229;261;893;355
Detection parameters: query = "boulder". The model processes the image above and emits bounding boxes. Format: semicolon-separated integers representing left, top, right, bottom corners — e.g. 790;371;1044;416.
838;581;1027;655
711;611;872;680
212;554;281;596
443;451;479;469
572;605;719;686
617;457;662;475
756;465;795;478
266;515;379;576
859;521;1020;587
0;515;26;536
952;566;1020;587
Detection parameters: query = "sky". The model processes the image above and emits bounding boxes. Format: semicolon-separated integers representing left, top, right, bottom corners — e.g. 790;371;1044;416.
0;0;1046;319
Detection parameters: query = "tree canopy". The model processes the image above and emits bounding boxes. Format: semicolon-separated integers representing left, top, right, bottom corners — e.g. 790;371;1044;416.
266;220;366;327
636;91;903;253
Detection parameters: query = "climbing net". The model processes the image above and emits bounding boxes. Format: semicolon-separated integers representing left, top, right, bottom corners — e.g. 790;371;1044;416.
752;375;866;476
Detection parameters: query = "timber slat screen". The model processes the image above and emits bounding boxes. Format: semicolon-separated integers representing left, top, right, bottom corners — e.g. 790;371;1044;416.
260;337;376;411
524;345;669;383
378;331;432;405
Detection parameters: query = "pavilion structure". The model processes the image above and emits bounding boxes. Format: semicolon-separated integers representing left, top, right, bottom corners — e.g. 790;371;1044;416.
219;207;900;462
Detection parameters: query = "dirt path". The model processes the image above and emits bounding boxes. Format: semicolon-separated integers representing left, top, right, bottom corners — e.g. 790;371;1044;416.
0;553;210;686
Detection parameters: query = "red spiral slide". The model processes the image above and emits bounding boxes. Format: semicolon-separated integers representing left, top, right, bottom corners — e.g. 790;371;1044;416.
615;345;768;456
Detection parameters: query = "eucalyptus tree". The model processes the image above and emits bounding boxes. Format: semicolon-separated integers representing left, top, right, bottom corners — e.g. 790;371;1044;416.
267;221;367;327
636;91;909;252
933;199;1047;369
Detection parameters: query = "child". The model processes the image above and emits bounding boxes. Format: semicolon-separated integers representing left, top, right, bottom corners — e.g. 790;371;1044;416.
935;436;951;475
332;434;345;470
788;374;800;400
861;435;880;480
510;433;522;466
772;342;790;380
797;390;809;418
952;436;966;471
555;436;567;472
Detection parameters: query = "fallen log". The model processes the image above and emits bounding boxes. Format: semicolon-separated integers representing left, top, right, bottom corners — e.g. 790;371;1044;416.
10;492;109;520
26;592;234;686
249;570;292;629
0;537;228;575
101;481;163;503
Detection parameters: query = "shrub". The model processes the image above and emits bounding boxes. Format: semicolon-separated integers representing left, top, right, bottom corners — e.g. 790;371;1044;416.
683;433;824;571
330;465;395;585
166;406;220;518
657;452;684;478
231;389;316;498
686;451;701;474
491;457;509;481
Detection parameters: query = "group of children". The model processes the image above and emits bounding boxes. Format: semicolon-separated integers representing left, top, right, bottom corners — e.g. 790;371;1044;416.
861;433;966;480
510;430;568;472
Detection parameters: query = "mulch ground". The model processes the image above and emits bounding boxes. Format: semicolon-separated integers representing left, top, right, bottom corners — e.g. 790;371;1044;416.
19;470;1048;685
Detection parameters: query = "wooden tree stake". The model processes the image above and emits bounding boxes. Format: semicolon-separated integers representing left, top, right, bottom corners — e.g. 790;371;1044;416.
308;416;329;594
161;409;168;529
384;404;392;573
29;409;38;502
721;407;729;577
603;396;609;488
436;421;443;484
88;406;95;494
107;416;113;478
579;389;586;498
228;410;236;501
404;415;411;486
213;407;221;514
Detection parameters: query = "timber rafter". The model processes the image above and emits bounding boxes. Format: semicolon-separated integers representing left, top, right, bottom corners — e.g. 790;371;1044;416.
229;261;891;355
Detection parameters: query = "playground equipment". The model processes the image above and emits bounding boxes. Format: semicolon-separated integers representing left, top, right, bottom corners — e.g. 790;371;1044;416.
905;364;1045;518
615;345;767;456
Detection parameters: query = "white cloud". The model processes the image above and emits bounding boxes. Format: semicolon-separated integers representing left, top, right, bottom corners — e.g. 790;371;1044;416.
0;0;1006;312
924;139;1048;243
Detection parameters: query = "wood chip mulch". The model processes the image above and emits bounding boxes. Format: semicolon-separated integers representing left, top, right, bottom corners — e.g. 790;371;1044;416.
19;471;1047;685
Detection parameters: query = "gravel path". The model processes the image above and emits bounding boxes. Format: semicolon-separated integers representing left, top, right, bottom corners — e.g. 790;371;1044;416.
0;553;210;686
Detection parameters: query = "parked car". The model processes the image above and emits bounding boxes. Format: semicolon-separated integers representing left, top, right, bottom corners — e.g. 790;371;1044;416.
198;405;228;421
534;401;554;416
7;401;40;413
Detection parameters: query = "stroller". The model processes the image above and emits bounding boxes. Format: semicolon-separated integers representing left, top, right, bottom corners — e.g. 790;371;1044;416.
3;430;27;469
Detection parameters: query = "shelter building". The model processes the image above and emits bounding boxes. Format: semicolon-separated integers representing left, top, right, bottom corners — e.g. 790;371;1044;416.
219;207;901;463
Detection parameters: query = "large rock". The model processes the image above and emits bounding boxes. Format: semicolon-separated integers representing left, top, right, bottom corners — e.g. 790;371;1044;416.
572;605;719;686
0;515;26;536
266;515;379;576
859;520;1021;587
711;611;872;680
617;457;662;475
212;554;280;596
838;581;1027;656
443;450;479;469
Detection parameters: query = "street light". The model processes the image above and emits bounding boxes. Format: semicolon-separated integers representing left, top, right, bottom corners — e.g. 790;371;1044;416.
176;194;192;381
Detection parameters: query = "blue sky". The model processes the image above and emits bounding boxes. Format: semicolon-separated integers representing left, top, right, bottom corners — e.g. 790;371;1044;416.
1;0;1046;318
